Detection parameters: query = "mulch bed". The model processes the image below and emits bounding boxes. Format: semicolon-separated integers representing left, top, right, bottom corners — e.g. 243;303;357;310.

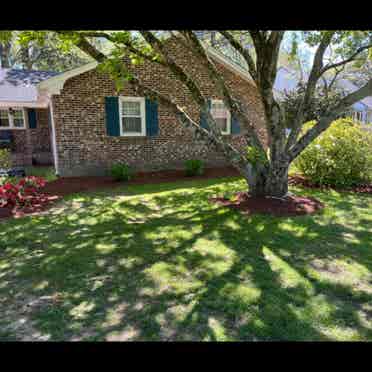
288;174;372;194
210;191;324;217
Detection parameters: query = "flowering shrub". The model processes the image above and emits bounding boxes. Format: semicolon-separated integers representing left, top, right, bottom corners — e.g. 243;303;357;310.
293;119;372;187
0;176;47;209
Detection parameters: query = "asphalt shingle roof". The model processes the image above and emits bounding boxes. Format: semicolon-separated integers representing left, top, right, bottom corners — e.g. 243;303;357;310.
0;68;59;102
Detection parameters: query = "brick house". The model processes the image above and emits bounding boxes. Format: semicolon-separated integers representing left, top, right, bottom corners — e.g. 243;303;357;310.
1;38;267;177
0;69;57;167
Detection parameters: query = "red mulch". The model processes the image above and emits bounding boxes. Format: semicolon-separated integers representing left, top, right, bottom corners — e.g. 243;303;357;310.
0;167;239;221
210;191;324;217
288;174;372;194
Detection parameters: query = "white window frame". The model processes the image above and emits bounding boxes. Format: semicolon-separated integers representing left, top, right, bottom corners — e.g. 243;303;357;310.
119;97;146;137
0;108;26;130
210;99;231;135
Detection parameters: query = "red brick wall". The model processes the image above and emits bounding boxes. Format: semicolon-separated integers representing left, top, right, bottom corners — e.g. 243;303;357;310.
10;108;53;167
52;39;267;176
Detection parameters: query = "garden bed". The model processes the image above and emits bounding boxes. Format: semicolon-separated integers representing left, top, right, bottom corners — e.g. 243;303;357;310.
210;191;324;217
288;174;372;194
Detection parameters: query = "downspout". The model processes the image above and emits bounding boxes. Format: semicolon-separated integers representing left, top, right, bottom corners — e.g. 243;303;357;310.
48;97;60;176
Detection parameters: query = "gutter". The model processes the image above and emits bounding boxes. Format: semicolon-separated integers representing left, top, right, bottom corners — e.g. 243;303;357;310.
48;98;60;176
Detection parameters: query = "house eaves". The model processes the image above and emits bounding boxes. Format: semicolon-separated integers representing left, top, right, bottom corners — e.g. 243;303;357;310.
37;43;255;95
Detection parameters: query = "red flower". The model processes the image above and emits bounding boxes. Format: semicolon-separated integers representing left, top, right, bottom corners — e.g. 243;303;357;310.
0;176;47;210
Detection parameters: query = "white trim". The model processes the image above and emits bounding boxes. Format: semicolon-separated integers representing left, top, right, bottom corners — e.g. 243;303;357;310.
0;100;50;108
119;96;146;137
37;61;98;95
0;107;26;130
210;99;231;135
49;101;60;175
204;46;255;86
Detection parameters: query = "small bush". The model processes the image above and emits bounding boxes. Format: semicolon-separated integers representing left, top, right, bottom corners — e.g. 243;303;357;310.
110;163;134;182
293;118;372;187
185;159;204;177
0;176;47;209
0;149;11;169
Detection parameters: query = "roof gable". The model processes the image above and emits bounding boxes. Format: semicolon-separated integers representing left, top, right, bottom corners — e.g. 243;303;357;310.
0;68;58;107
37;42;254;95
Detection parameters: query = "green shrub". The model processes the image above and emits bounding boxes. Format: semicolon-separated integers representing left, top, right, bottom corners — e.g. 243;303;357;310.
185;159;204;177
110;163;134;182
0;149;11;169
293;118;372;187
0;176;16;186
24;166;57;182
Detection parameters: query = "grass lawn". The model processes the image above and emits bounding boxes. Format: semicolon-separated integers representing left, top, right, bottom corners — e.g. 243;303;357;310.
24;166;57;182
0;177;371;341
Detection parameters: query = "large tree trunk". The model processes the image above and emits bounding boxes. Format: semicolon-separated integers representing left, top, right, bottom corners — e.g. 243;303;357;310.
265;161;289;197
243;160;289;198
0;42;11;68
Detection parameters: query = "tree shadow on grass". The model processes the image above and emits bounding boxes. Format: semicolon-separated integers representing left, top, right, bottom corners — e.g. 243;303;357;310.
0;178;371;341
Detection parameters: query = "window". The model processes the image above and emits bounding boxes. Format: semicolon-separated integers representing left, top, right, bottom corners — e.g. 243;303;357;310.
13;109;25;128
210;99;231;135
0;108;25;129
0;110;10;128
120;97;146;136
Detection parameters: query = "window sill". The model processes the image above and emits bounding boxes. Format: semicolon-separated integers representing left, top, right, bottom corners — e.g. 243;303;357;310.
0;127;26;130
120;133;146;137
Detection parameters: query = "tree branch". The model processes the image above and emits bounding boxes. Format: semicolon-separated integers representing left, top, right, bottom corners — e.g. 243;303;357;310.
129;76;250;173
139;31;234;138
69;31;168;67
180;31;266;155
285;31;336;151
139;31;206;106
288;77;372;161
56;32;107;62
321;43;372;74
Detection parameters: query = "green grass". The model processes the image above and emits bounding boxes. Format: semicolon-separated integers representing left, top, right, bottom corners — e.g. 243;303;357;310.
0;177;371;341
24;166;57;182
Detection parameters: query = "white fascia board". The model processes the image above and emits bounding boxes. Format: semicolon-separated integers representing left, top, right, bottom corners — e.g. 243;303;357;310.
0;99;50;108
37;61;98;95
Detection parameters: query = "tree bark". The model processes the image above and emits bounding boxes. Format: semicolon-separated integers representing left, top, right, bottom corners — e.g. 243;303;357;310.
0;42;11;68
243;161;289;198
